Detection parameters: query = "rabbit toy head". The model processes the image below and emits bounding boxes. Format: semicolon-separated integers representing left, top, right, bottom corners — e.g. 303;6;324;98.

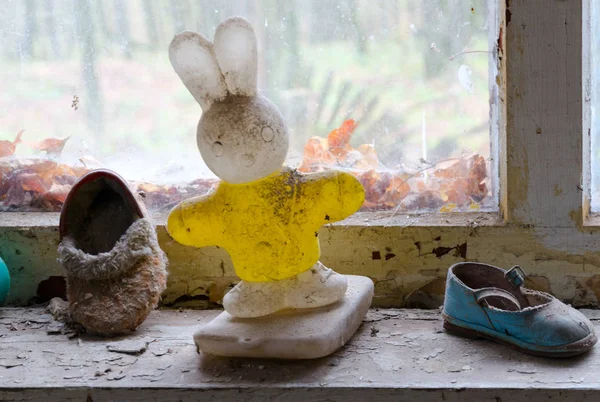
169;17;289;184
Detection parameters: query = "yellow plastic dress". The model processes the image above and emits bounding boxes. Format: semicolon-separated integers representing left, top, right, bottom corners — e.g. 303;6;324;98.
167;167;365;282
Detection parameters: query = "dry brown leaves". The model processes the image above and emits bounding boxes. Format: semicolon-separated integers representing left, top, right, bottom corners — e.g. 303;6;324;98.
29;136;71;157
0;157;217;213
0;158;87;211
0;131;23;158
299;119;489;212
1;122;488;213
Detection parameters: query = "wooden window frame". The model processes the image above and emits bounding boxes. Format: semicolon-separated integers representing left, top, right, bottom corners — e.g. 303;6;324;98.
1;0;599;308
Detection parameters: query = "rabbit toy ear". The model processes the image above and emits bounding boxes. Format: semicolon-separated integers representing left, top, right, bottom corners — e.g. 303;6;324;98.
169;31;228;110
214;17;258;96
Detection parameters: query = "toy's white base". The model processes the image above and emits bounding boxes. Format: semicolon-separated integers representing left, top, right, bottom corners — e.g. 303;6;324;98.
194;275;374;359
223;262;348;318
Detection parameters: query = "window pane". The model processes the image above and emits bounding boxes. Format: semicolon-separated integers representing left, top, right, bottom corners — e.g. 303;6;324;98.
0;0;497;213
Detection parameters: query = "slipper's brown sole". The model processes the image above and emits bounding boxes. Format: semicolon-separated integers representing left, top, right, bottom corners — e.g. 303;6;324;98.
443;320;597;358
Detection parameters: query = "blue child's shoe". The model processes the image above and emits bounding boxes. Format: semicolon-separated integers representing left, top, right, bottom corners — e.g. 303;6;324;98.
443;262;596;357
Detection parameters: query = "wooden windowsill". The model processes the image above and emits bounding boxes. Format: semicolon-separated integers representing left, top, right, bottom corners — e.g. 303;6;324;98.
0;307;599;400
0;211;504;229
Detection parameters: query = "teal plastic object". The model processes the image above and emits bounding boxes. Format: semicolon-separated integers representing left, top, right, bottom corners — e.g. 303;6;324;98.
0;256;10;304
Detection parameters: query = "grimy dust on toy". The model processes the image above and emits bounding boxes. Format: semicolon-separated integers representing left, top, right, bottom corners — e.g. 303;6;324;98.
167;17;373;359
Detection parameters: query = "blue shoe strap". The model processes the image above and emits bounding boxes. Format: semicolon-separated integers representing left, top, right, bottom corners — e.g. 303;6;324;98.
505;265;526;289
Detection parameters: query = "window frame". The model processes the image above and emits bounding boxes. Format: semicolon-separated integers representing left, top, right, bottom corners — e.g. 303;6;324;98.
1;0;599;308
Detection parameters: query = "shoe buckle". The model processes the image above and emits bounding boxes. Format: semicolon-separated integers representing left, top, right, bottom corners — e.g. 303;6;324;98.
505;265;526;289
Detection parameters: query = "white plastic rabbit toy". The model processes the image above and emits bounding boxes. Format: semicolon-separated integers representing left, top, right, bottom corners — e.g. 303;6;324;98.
170;17;288;184
167;17;365;318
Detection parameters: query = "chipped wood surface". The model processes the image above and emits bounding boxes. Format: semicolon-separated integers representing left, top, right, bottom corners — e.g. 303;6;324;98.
0;307;600;401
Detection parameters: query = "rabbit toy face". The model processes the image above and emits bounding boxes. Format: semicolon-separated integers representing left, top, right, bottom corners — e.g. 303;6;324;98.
197;94;288;184
169;17;289;184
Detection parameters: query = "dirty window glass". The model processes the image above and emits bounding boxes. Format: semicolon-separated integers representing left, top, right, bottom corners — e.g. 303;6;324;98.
0;0;497;213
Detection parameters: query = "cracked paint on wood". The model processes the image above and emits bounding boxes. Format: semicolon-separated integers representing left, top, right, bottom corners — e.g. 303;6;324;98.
1;307;600;400
3;212;600;309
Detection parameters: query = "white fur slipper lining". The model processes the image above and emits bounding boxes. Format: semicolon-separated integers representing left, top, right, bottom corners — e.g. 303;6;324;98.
58;218;165;280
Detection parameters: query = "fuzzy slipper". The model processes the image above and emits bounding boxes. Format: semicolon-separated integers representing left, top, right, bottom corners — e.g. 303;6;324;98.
58;169;168;336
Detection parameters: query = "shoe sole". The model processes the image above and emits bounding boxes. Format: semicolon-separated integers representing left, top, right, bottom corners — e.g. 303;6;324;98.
443;319;597;358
